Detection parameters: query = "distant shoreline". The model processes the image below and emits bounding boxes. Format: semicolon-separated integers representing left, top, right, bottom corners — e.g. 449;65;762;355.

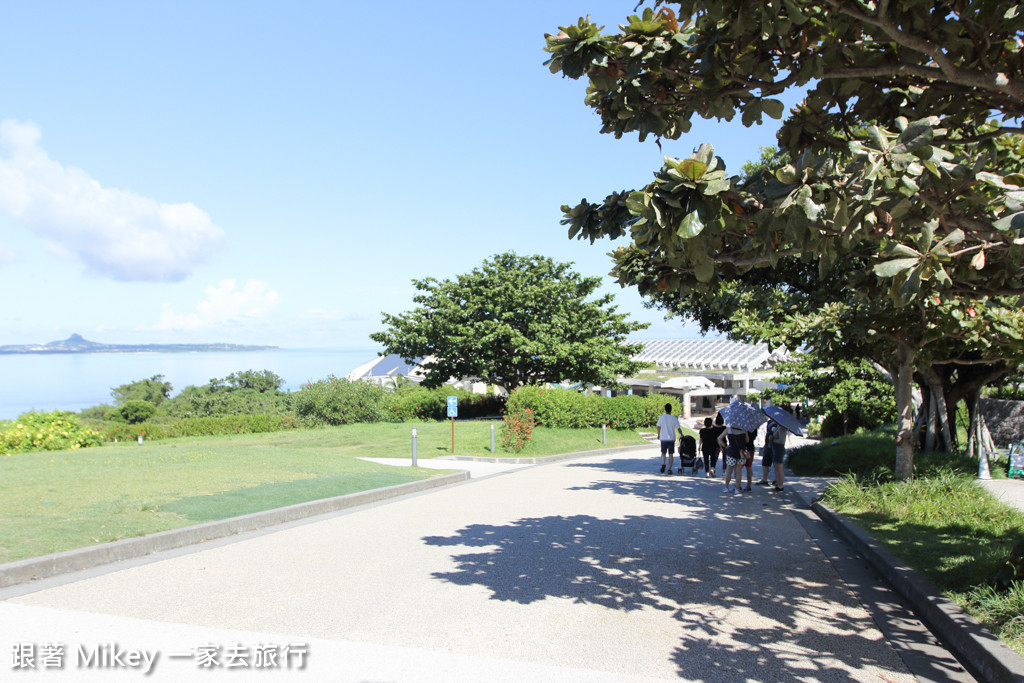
0;334;279;355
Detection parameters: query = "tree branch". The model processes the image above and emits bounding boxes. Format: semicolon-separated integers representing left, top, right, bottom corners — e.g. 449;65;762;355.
824;0;1024;104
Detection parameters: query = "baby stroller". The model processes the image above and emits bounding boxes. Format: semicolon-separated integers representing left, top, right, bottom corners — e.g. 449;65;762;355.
678;434;702;475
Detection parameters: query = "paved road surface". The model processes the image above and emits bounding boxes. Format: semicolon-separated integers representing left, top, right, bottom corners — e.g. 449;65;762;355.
0;446;964;681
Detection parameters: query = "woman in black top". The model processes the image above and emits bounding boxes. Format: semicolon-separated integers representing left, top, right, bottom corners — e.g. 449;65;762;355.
697;413;726;477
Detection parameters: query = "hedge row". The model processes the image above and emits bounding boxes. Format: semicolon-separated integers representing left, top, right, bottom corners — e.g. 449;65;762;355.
100;414;301;442
294;378;505;426
506;385;679;430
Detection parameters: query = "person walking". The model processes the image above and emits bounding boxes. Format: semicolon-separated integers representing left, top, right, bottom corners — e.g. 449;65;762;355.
772;421;790;492
739;430;755;491
717;421;748;493
698;417;721;478
756;421;777;486
656;403;683;475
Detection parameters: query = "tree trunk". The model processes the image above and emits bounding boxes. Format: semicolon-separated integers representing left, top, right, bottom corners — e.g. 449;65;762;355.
894;344;916;480
925;390;937;452
919;364;954;452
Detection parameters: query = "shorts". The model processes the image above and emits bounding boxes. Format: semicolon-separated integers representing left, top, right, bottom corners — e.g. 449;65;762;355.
743;454;754;467
660;439;675;456
725;453;741;467
761;445;774;468
773;445;786;465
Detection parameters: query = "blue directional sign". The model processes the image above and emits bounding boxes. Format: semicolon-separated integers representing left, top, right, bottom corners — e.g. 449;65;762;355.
446;396;458;418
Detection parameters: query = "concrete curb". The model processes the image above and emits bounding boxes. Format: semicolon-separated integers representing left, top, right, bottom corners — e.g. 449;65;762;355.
0;472;468;589
809;496;1024;683
437;444;651;466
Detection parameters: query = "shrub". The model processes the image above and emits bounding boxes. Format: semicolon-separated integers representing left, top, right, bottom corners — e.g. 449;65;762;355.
597;393;672;429
165;414;298;437
111;400;158;424
1;411;103;454
507;385;677;429
98;414;299;442
159;386;293;418
501;407;535;453
293;376;388;426
386;385;507;422
102;422;167;442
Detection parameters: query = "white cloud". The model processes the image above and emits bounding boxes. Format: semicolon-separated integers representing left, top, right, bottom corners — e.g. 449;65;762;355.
151;279;280;331
0;119;224;281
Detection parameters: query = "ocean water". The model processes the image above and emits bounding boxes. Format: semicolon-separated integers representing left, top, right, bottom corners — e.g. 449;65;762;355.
0;348;378;420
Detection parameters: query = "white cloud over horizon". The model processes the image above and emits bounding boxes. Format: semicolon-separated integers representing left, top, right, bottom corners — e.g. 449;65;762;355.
151;278;280;331
0;119;224;281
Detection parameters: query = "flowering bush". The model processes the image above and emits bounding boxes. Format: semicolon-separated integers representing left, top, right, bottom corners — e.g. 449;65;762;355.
102;423;166;442
1;411;102;454
501;407;535;453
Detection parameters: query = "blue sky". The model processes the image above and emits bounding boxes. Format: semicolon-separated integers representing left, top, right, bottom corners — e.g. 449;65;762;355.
0;1;796;349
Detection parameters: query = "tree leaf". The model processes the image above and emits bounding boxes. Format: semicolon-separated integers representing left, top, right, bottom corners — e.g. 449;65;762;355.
761;98;785;119
873;257;920;278
677;206;706;237
694;257;714;282
994;211;1024;232
775;165;799;184
678;159;708;181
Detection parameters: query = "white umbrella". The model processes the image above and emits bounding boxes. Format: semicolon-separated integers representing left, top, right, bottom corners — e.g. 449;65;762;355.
720;401;767;433
763;405;804;437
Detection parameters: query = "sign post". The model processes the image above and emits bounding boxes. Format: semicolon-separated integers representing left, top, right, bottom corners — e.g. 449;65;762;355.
447;396;458;454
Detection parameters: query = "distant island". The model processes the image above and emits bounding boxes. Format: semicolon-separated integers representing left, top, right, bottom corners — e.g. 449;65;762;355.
0;334;280;355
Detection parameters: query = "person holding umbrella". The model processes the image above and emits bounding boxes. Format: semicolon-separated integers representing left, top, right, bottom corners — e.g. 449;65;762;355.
717;401;767;493
762;405;803;493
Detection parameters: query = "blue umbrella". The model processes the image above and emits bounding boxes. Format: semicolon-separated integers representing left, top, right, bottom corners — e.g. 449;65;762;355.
720;401;767;432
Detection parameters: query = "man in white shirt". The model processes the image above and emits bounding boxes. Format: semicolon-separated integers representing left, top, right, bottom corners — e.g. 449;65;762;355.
656;403;683;474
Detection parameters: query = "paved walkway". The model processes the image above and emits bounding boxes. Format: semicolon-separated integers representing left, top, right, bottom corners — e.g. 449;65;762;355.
979;476;1024;514
0;445;964;682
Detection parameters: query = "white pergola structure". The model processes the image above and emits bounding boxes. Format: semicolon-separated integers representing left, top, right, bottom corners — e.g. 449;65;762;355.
626;339;789;419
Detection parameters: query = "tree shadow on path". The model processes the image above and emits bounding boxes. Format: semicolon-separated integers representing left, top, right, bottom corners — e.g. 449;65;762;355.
424;505;915;681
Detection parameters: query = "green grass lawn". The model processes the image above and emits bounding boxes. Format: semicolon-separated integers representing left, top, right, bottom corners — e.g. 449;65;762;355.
794;434;1024;656
0;421;648;564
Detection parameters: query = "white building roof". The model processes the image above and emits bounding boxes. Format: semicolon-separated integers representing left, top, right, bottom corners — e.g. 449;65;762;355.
633;339;784;371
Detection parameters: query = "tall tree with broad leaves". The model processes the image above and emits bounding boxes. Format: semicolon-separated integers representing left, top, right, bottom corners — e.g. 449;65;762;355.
370;253;648;393
546;1;1024;478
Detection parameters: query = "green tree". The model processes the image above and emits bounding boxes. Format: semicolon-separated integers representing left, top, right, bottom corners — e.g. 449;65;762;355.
111;375;172;406
762;355;895;437
221;369;284;393
546;3;1024;478
110;399;157;425
370;252;649;392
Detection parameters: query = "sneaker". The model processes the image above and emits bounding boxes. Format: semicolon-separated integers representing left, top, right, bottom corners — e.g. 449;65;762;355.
773;485;784;492
723;486;731;493
755;480;770;486
743;486;752;492
660;465;665;473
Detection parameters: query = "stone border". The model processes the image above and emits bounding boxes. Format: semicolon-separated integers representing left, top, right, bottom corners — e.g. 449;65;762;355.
0;472;468;589
810;497;1024;683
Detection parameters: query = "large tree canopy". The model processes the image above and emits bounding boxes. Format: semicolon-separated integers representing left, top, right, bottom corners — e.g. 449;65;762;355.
546;1;1024;478
370;253;648;392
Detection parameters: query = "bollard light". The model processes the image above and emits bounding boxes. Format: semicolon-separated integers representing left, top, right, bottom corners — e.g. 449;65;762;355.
490;423;495;454
602;423;607;445
411;428;418;467
137;435;143;446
